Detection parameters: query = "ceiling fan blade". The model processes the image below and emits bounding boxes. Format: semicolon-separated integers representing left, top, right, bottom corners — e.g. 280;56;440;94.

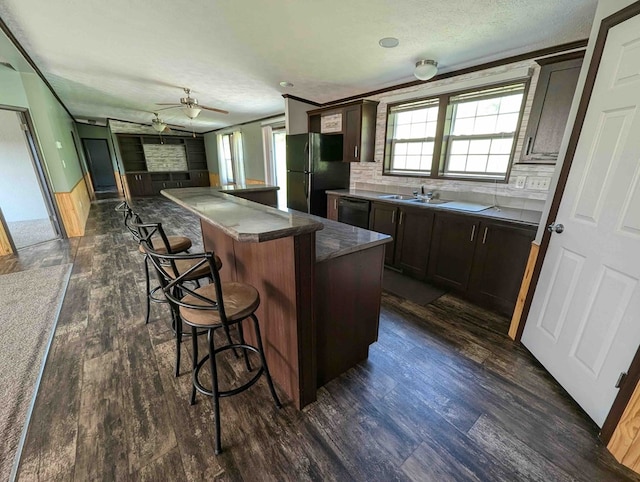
156;106;180;112
156;103;181;106
200;105;229;114
166;123;185;128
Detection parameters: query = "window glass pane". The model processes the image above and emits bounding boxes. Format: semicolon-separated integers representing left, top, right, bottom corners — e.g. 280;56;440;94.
455;102;477;118
406;156;421;170
395;124;411;139
452;117;474;135
450;139;469;155
425;121;437;138
473;115;497;134
392;155;406;169
487;155;509;173
448;155;467;172
422;141;435;155
420;155;433;170
426;106;439;121
467;155;488;172
496;113;519;133
499;94;524;113
490;138;513;154
407;143;422;156
411;109;428;123
477;98;500;116
410;122;427;138
396;111;413;125
395;142;408;155
468;139;491;155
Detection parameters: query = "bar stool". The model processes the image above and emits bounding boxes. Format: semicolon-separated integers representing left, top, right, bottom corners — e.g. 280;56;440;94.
115;201;193;324
143;244;282;454
132;220;237;379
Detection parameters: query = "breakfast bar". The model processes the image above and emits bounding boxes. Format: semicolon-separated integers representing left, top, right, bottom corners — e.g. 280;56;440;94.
162;187;391;409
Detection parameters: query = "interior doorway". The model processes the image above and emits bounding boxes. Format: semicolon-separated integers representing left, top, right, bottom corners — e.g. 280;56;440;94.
82;138;117;192
0;108;61;249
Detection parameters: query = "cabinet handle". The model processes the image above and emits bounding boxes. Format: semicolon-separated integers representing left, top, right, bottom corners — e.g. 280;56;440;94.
355;145;358;158
399;211;404;225
525;136;532;156
334;198;337;210
470;225;476;242
391;210;396;224
482;227;488;244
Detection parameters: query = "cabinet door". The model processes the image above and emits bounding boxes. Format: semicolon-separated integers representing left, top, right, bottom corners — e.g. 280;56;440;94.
427;212;479;291
468;221;536;315
326;194;339;221
521;56;583;163
126;173;152;197
192;171;210;187
369;202;397;266
343;105;362;162
395;207;434;280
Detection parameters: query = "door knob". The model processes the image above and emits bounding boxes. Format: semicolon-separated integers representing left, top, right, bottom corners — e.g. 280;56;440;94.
547;223;564;234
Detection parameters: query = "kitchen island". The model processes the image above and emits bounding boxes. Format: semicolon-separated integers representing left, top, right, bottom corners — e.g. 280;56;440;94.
161;187;391;409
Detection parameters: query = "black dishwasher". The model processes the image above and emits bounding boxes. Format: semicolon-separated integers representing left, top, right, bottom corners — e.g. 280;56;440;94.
337;197;370;229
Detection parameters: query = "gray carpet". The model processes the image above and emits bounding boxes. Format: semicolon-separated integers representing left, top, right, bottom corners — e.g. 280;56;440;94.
6;219;57;249
0;264;71;482
382;268;448;306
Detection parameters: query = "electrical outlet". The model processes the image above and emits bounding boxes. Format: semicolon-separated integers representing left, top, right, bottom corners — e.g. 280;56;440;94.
526;176;551;190
515;176;526;189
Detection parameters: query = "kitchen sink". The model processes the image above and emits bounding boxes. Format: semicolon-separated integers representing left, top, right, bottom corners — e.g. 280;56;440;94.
377;194;414;200
406;198;449;205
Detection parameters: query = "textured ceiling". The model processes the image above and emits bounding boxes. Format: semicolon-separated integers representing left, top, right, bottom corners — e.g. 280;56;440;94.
0;0;597;132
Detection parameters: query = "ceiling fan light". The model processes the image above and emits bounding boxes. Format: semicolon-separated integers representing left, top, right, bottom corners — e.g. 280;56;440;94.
414;59;438;81
152;121;166;132
183;105;202;119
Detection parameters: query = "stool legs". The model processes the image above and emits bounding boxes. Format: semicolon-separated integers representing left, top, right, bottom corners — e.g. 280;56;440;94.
207;329;223;455
144;255;151;325
190;325;198;405
250;314;282;409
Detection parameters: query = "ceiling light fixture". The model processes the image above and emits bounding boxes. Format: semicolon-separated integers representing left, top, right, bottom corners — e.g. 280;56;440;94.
279;81;294;88
183;104;202;119
379;37;399;48
414;59;438;81
152;121;166;132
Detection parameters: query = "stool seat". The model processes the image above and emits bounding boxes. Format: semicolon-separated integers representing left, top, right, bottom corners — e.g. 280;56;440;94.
179;282;259;326
138;235;192;254
161;256;223;282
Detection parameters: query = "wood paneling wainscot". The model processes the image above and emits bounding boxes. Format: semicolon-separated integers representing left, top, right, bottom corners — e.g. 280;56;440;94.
509;242;540;340
608;381;640;471
209;172;220;187
54;176;91;237
0;209;13;256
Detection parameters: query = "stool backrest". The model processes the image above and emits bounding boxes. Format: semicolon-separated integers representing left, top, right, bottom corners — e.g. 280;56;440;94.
140;240;228;325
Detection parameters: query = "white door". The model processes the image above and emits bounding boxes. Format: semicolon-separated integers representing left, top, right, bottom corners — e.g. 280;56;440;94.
522;12;640;427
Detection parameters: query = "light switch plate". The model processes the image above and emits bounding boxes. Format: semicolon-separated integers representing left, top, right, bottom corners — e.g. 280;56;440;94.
515;176;526;189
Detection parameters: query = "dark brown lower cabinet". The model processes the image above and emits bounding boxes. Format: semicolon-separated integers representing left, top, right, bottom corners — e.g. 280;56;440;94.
395;207;434;280
125;173;152;197
326;194;339;221
428;212;479;291
369;202;398;266
427;211;535;315
468;220;536;315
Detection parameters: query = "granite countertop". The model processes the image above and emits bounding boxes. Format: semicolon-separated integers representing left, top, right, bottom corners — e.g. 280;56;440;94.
327;189;542;227
162;187;392;260
278;207;392;262
162;187;322;242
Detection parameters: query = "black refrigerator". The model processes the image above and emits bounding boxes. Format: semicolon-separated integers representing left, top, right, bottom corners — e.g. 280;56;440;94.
286;133;349;218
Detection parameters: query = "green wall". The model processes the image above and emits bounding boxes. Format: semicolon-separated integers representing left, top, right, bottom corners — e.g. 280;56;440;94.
204;132;219;174
0;68;28;107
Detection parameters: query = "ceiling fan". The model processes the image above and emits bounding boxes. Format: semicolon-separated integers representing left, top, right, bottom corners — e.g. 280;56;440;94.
156;87;229;119
150;112;184;133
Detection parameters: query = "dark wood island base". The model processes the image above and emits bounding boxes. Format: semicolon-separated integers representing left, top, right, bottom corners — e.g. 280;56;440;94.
162;187;390;409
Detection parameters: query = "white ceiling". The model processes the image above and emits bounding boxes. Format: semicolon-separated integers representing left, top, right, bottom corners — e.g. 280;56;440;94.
0;0;597;132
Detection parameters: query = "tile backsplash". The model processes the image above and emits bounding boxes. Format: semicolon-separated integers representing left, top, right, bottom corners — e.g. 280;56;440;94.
143;145;188;172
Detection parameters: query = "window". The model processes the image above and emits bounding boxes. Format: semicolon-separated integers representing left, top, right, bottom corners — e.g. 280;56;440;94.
384;82;527;181
217;131;245;185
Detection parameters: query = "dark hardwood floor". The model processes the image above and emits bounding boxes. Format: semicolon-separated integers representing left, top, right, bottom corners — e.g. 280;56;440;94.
4;197;638;481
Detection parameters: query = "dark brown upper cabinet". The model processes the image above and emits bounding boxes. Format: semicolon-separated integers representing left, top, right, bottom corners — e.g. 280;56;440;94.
520;53;584;164
308;100;379;162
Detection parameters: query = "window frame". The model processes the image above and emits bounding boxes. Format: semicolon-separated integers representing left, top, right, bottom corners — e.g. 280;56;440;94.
220;132;236;184
383;79;530;183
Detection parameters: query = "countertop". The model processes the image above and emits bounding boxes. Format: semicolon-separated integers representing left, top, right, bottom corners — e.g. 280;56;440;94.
327;189;542;227
162;187;391;260
162;187;322;242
